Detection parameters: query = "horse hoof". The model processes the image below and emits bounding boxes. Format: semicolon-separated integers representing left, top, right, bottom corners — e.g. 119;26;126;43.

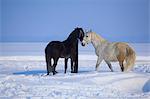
71;71;78;73
54;71;58;73
121;67;124;72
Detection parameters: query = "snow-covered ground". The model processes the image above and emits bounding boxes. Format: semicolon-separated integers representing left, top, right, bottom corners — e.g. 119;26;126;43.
0;43;150;98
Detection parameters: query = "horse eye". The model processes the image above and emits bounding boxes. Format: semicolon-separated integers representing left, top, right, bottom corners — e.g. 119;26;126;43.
86;36;88;37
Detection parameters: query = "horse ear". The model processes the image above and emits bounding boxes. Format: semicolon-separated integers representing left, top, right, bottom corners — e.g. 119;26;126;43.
84;29;88;33
89;29;92;32
87;29;90;33
74;27;78;30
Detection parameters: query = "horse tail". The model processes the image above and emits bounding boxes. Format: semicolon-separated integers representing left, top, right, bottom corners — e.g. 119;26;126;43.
124;46;136;71
45;46;51;75
45;47;48;62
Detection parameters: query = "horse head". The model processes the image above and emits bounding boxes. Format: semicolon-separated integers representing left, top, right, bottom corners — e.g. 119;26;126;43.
81;29;93;46
74;27;85;42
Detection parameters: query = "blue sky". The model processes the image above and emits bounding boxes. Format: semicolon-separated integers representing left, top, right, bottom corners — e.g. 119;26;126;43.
1;0;149;43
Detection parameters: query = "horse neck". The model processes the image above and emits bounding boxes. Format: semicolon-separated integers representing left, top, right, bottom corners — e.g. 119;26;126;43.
64;32;78;46
68;30;78;40
91;32;107;49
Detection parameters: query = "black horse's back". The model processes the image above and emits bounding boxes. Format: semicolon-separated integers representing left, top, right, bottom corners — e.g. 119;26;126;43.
45;41;64;57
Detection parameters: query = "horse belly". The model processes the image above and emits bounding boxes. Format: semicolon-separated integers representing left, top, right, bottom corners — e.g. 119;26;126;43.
107;55;118;62
104;47;118;62
60;50;71;58
60;54;70;58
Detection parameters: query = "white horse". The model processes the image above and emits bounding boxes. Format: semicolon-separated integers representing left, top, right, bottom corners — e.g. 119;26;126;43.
81;31;136;72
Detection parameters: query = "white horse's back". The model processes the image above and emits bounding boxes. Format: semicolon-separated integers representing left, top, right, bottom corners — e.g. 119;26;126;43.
104;42;136;71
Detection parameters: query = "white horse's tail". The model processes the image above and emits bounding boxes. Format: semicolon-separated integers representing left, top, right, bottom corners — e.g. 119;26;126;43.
124;46;136;71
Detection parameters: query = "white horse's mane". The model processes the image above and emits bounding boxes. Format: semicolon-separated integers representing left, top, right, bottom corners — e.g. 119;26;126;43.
89;32;107;43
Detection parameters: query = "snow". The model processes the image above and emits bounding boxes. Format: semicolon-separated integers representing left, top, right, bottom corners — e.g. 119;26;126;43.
0;43;150;98
0;55;150;98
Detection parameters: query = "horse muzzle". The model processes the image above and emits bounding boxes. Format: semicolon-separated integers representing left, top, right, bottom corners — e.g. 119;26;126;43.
81;43;85;46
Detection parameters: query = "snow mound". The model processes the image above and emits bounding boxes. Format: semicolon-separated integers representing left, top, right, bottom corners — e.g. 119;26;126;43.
134;64;150;73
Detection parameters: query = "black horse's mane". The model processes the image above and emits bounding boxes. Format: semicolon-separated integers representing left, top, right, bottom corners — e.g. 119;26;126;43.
65;28;81;42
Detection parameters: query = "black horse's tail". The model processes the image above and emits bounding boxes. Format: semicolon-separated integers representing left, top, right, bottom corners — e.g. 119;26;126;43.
45;46;50;75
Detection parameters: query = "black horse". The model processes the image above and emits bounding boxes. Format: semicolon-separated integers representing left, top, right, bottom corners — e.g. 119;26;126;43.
45;27;84;75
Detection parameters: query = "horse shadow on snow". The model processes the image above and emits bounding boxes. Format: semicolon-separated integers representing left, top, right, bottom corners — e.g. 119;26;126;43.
13;69;93;76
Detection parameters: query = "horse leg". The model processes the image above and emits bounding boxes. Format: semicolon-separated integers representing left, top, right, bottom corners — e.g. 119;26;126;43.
46;58;49;75
119;61;124;72
45;54;51;75
74;56;78;73
64;58;68;73
105;60;113;72
71;54;79;73
52;58;59;75
75;44;78;73
95;57;103;71
117;53;125;72
71;57;77;73
71;58;74;73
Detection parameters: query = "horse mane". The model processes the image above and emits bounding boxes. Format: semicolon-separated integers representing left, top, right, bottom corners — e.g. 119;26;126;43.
62;28;79;45
91;32;106;43
67;30;77;39
66;28;80;41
